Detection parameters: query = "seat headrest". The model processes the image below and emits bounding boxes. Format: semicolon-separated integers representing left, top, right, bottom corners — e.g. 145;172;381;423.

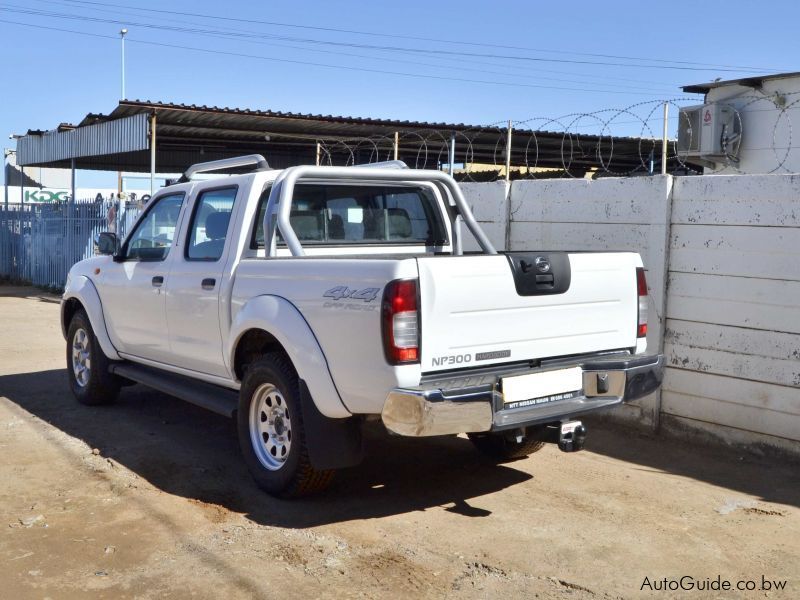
290;210;324;240
328;213;345;239
387;208;412;238
205;211;231;240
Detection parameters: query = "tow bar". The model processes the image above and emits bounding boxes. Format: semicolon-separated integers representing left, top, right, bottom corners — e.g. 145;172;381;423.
558;420;587;452
524;420;587;452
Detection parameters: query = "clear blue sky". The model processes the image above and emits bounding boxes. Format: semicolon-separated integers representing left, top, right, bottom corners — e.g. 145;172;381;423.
2;0;796;186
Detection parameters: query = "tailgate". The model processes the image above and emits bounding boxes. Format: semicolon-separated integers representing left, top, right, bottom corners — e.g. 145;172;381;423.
417;253;640;373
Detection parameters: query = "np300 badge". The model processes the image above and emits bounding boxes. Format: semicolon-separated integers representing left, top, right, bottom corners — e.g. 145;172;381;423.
431;354;472;366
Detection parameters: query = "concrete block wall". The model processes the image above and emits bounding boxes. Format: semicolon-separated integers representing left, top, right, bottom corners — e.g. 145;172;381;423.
459;174;800;455
506;176;672;427
458;181;509;252
662;174;800;454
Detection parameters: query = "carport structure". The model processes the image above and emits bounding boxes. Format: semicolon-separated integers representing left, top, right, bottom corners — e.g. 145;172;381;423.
15;100;671;199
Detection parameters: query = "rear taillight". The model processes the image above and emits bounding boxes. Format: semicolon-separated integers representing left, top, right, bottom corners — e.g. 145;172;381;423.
636;267;648;338
382;279;419;364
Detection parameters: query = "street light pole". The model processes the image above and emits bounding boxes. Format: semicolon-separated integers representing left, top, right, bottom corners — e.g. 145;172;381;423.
120;28;128;100
119;28;128;212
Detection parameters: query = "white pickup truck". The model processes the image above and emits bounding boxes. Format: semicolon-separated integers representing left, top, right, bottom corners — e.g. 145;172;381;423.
62;155;662;497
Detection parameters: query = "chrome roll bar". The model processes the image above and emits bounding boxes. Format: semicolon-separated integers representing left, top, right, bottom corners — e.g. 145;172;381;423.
262;165;496;257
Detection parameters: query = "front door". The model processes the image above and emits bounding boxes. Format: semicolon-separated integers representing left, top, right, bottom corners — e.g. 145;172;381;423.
165;185;239;378
101;192;186;364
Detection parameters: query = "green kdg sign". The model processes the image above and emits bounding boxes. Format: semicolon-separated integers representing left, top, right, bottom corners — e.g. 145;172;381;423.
24;190;70;203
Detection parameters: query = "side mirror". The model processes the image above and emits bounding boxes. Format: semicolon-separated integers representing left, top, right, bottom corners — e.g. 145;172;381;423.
97;232;118;256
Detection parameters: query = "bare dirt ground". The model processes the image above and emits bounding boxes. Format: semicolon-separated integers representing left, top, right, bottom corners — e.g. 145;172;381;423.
0;284;798;599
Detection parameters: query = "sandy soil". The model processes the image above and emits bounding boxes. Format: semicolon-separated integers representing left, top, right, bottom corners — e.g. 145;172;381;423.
0;283;797;599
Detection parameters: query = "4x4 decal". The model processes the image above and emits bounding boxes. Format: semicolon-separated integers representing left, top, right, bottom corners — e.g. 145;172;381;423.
323;286;380;302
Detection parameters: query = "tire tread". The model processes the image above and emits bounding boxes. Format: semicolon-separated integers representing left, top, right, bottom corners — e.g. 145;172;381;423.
239;353;335;498
66;309;119;406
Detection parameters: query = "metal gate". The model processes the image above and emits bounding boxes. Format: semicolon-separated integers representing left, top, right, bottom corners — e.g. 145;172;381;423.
0;201;141;291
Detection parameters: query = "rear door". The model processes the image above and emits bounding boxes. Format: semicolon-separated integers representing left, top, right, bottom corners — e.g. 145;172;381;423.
164;185;240;377
416;252;640;373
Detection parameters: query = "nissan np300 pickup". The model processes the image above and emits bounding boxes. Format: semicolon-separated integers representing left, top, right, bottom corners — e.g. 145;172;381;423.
62;155;663;497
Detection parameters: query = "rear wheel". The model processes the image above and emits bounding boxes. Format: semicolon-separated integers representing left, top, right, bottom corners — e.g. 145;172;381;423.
66;309;120;406
468;429;545;462
237;353;334;498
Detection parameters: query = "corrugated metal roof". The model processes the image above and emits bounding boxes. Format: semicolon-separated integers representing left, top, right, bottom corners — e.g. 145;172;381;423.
107;100;495;132
18;113;149;166
17;100;675;175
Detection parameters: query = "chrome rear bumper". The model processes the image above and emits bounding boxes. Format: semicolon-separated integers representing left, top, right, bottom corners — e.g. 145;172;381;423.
381;353;663;437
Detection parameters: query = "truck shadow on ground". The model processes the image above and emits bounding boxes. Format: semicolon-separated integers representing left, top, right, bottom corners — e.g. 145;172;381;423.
0;368;533;528
2;369;798;527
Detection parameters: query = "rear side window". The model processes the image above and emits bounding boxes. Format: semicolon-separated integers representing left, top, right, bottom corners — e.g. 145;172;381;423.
251;184;447;248
186;187;237;261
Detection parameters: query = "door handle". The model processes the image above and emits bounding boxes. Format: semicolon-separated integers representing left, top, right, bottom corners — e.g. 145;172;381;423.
201;278;216;290
152;276;164;287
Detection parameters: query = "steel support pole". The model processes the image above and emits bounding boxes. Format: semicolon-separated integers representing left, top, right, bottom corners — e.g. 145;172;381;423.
150;113;156;195
393;131;399;161
116;168;122;232
67;157;76;275
448;132;456;176
70;158;76;204
315;141;321;166
505;120;513;182
3;151;8;210
661;102;669;176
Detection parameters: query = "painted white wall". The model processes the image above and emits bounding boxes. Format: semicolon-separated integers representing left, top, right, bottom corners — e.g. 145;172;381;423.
458;181;509;252
663;174;800;454
506;176;672;427
702;76;800;174
459;174;800;455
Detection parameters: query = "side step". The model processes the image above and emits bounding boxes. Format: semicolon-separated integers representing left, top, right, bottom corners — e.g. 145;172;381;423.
110;363;238;417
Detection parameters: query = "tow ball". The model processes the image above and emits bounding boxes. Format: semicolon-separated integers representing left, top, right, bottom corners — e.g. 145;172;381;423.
558;420;587;452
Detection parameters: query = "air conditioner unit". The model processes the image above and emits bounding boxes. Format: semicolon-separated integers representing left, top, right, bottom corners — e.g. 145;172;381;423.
677;103;741;167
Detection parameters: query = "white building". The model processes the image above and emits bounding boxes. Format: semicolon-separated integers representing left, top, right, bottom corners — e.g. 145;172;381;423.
681;71;800;174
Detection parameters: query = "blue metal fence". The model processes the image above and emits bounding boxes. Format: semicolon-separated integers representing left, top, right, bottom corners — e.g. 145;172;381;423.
0;201;141;291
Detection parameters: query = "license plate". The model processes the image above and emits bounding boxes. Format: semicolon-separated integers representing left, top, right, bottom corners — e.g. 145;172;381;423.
501;367;583;409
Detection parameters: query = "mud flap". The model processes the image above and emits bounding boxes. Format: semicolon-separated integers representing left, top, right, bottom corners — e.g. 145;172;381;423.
299;380;364;470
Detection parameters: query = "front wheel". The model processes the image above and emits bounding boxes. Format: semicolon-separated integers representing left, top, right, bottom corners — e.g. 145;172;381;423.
468;430;545;462
237;353;334;498
66;309;120;405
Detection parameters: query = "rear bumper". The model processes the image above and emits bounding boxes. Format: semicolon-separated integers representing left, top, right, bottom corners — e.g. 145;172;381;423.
381;353;663;437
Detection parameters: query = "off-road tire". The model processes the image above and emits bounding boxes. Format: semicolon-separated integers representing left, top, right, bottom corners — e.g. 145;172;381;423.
468;431;545;462
237;353;335;498
66;309;120;405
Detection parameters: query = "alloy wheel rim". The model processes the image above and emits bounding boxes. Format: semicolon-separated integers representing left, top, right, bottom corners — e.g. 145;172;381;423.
71;328;91;387
249;383;292;471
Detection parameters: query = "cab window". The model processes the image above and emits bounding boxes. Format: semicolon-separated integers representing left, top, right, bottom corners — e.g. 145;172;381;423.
186;187;238;261
251;184;447;248
123;193;184;261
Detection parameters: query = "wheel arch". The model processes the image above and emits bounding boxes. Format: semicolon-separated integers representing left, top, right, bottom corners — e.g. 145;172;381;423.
61;296;84;338
62;275;121;360
233;328;287;381
228;295;351;418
